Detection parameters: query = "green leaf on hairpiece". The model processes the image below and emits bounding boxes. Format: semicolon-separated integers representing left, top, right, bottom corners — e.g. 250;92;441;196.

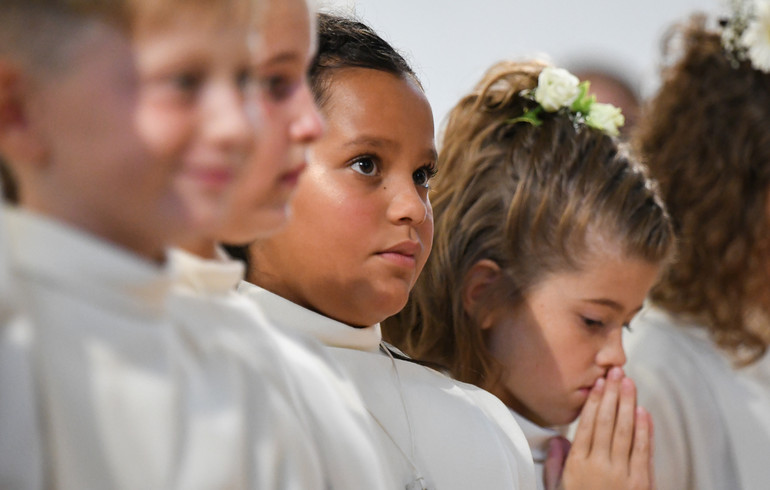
570;81;596;115
507;106;543;127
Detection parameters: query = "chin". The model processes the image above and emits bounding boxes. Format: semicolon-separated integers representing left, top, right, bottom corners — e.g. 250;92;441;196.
249;208;291;239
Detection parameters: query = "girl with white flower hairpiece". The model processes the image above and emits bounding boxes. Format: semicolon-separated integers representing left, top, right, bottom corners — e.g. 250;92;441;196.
384;59;675;490
623;6;770;490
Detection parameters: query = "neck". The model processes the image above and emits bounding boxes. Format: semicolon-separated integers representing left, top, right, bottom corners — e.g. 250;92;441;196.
19;194;167;265
179;238;219;260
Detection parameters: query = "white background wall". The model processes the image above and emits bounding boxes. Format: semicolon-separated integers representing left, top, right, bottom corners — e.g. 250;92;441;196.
320;0;723;128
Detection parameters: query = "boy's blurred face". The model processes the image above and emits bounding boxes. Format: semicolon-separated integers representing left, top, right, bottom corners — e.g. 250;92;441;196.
15;7;255;259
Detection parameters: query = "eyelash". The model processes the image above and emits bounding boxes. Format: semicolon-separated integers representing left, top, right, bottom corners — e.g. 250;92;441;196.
350;156;379;176
414;163;438;189
582;317;605;329
349;156;438;189
581;317;633;331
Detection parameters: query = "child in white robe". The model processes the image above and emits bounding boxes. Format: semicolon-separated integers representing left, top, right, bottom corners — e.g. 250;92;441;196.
384;61;676;490
0;1;344;487
624;10;770;490
168;3;398;488
227;14;537;490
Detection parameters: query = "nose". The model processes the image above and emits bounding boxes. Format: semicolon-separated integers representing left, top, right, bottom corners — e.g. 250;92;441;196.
289;83;324;144
596;326;627;369
204;82;254;153
386;177;430;225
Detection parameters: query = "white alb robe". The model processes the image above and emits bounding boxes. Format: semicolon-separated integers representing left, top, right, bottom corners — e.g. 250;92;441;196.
0;205;333;489
510;411;565;490
238;281;538;490
169;248;398;490
625;306;770;490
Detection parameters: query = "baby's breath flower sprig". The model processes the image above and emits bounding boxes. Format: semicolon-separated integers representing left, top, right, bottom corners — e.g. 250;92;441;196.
507;66;625;137
721;0;770;72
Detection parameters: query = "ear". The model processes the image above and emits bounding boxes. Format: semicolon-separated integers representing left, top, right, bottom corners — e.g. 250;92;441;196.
462;259;502;330
0;61;46;167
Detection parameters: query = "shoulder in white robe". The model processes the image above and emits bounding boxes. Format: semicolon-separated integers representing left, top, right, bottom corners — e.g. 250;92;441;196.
238;281;538;490
0;206;332;489
169;248;398;490
625;306;770;490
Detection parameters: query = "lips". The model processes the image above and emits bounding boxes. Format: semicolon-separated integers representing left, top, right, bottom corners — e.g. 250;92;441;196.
188;165;235;190
279;162;307;187
376;241;421;268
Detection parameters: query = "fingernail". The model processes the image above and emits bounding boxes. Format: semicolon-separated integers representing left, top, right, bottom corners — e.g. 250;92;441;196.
608;367;623;381
594;377;605;390
621;377;634;391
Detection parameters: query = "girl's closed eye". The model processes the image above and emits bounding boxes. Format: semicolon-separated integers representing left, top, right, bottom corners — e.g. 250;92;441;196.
413;163;437;189
581;316;606;329
349;156;379;177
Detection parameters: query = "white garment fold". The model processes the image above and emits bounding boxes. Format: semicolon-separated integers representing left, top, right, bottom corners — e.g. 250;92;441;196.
510;410;566;490
169;248;398;490
625;306;770;490
0;206;351;489
239;281;538;490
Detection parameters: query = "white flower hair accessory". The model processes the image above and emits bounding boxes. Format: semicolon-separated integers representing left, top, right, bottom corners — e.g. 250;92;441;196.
721;0;770;72
509;66;625;137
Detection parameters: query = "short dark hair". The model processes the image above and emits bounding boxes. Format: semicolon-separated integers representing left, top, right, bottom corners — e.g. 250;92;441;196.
309;13;420;108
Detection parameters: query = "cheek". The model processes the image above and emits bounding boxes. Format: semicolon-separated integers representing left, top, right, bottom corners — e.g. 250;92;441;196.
136;104;192;160
415;216;434;273
253;119;288;167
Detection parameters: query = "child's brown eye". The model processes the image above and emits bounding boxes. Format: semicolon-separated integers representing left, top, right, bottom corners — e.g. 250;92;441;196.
350;157;378;176
413;164;437;188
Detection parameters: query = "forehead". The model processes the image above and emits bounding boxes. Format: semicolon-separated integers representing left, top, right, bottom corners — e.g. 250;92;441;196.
324;68;434;137
251;0;312;60
130;0;255;33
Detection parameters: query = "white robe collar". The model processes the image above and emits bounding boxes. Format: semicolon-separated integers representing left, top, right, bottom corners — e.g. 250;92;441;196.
509;410;564;464
236;280;382;352
3;205;172;318
168;247;244;296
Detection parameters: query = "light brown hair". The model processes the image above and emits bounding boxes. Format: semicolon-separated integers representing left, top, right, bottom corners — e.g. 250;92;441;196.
0;0;254;75
634;15;770;364
383;60;675;387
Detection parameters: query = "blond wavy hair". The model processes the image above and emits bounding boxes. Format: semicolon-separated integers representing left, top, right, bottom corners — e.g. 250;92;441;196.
383;60;675;387
634;15;770;364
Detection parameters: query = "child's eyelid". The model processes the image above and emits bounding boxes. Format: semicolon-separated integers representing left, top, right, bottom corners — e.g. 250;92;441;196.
425;162;438;179
581;315;605;327
348;155;381;176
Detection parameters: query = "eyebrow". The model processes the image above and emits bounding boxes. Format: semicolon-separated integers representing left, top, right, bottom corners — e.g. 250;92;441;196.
344;136;437;162
582;298;643;315
343;135;399;149
260;52;299;68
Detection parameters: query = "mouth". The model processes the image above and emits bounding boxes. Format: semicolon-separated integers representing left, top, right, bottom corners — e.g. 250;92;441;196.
279;162;307;188
577;376;604;396
376;241;421;268
188;166;235;190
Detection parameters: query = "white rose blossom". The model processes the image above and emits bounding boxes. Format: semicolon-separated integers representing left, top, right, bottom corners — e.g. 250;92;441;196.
533;67;580;112
742;0;770;72
585;103;625;137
